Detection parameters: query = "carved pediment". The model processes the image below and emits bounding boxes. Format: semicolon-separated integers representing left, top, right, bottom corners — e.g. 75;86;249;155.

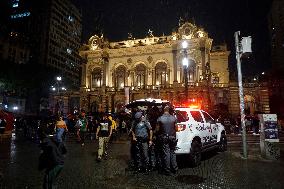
178;22;208;40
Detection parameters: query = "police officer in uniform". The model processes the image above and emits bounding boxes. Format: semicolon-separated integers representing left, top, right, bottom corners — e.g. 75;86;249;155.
156;105;178;175
131;111;153;173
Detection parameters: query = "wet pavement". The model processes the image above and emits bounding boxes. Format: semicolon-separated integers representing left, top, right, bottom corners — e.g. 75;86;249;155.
1;134;284;189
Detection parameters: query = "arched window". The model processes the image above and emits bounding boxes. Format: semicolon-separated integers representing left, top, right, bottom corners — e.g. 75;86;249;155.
155;62;167;85
92;67;102;88
115;65;127;89
135;64;146;87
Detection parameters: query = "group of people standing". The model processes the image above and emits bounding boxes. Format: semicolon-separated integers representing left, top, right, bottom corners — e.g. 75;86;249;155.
38;110;115;188
130;105;178;176
37;105;178;188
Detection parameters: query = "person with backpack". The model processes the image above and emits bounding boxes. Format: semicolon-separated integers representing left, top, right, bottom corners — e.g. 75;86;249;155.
131;111;153;173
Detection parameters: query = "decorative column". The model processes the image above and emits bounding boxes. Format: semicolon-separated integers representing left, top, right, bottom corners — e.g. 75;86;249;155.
81;63;87;88
172;50;178;84
200;46;206;81
101;50;109;111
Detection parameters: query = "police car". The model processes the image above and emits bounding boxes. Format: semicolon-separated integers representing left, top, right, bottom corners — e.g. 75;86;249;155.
174;107;227;166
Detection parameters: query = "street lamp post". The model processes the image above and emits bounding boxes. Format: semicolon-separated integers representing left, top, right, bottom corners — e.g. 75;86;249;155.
51;76;66;115
234;31;252;159
182;41;189;102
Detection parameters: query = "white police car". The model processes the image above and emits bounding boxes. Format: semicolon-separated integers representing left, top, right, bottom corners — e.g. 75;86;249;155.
174;107;227;166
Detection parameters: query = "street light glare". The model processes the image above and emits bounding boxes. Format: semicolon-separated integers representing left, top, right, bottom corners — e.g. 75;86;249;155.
56;76;62;81
182;41;188;49
182;57;189;67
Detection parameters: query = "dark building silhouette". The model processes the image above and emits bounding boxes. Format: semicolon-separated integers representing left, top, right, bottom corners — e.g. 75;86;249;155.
0;0;82;114
5;0;82;85
268;0;284;118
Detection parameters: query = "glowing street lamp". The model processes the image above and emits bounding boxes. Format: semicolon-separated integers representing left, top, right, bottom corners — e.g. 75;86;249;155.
182;57;189;67
182;41;189;101
51;76;67;115
56;76;62;81
182;40;188;49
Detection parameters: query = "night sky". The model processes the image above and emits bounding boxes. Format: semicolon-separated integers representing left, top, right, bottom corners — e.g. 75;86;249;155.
73;0;273;77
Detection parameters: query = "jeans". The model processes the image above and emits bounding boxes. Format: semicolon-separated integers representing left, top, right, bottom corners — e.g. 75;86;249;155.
55;128;65;143
79;131;86;144
135;138;149;169
98;137;109;158
159;136;178;173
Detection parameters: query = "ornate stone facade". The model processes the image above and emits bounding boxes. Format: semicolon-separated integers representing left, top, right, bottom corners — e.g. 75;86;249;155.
72;22;270;116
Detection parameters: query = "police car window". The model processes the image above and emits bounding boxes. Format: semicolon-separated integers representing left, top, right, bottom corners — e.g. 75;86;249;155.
203;112;214;123
175;110;189;122
190;111;204;123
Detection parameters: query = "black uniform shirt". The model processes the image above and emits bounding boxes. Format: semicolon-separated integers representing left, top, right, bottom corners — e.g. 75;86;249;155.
157;112;176;137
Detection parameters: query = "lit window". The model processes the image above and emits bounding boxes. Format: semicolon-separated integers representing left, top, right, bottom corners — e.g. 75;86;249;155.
68;15;74;22
11;12;31;19
12;3;18;7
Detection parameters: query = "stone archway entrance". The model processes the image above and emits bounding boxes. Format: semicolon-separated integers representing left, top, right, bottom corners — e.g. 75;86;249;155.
90;101;99;113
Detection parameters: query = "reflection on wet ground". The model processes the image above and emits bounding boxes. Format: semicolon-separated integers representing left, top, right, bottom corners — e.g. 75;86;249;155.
176;175;206;185
1;134;284;188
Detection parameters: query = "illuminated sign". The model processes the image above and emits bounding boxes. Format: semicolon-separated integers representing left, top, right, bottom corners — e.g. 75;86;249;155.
11;12;31;19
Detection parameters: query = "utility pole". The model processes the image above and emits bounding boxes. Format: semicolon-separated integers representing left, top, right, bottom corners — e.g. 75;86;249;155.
234;31;252;159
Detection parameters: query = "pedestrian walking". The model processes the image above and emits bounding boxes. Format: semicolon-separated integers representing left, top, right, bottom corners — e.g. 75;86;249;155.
131;111;153;173
108;114;117;142
96;113;113;161
55;116;68;143
75;110;88;146
156;106;178;176
38;127;67;189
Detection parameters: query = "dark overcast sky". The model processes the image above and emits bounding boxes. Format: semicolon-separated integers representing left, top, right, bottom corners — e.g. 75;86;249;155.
73;0;272;76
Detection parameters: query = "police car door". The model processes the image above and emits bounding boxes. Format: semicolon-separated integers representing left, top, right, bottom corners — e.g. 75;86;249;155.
189;110;207;147
202;111;218;145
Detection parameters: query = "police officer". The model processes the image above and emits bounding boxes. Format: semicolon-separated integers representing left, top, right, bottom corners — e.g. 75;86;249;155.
131;111;153;173
156;105;178;175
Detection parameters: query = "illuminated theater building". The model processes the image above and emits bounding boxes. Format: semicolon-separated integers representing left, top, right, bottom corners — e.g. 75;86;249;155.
67;22;270;116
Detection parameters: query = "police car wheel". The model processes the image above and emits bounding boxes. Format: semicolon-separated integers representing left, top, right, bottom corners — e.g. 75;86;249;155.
218;134;227;152
189;140;201;167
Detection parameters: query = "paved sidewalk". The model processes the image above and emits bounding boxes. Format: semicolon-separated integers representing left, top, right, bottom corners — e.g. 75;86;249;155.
1;134;284;189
